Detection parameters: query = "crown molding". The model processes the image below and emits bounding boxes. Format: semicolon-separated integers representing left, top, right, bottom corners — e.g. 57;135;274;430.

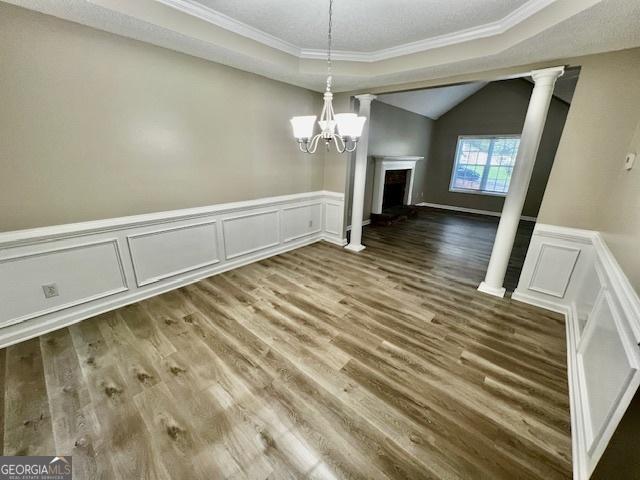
154;0;301;56
154;0;559;62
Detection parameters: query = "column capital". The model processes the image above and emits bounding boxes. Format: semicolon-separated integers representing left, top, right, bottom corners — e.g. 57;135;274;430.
355;94;377;104
531;66;565;85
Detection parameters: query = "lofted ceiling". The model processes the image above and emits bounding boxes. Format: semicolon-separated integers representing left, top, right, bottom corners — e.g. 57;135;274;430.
377;83;488;120
377;68;579;121
5;0;640;92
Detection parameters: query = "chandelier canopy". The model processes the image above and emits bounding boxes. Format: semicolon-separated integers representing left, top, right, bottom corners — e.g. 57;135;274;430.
290;0;366;154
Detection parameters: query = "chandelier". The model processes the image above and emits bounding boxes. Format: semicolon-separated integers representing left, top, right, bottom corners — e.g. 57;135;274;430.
290;0;366;154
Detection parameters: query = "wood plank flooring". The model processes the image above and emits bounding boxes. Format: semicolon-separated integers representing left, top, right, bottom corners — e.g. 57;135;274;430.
0;208;570;479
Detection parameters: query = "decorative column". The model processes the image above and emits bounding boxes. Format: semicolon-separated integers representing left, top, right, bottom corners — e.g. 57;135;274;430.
345;94;376;253
478;66;564;297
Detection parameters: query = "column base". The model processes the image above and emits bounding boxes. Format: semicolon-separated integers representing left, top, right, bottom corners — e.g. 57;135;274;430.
344;243;366;253
478;281;506;298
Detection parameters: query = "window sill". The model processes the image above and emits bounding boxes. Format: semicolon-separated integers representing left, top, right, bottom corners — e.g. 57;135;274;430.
449;188;507;198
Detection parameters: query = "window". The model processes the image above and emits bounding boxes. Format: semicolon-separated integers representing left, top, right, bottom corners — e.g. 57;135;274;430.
449;135;520;196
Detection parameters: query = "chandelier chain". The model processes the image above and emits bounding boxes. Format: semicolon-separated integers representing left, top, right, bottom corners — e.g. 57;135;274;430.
326;0;333;89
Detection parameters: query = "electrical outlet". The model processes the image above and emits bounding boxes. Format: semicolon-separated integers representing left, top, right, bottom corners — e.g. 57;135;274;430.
42;283;59;299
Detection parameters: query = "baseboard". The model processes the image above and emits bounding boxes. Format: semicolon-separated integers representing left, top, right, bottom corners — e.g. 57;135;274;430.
0;191;345;348
346;219;371;231
416;202;537;222
321;234;348;246
512;223;640;479
511;289;569;315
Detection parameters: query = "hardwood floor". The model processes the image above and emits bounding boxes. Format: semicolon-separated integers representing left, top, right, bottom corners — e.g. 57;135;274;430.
0;208;570;479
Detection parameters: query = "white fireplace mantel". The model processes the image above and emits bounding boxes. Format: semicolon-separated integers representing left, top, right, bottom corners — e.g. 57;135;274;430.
371;156;424;214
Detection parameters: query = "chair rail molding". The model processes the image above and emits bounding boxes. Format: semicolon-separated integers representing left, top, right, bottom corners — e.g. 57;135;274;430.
371;156;424;215
0;190;346;348
512;223;640;479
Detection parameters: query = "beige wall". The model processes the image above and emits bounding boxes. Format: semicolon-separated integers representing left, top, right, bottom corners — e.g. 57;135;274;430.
345;100;434;222
424;79;569;217
0;3;325;231
538;47;640;293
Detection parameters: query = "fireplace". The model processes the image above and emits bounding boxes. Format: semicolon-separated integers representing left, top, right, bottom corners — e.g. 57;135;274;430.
382;169;409;210
371;156;424;214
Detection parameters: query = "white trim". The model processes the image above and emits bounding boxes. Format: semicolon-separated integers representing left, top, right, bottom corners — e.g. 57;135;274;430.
0;191;336;246
344;243;366;253
449;134;521;197
0;191;345;348
323;206;344;236
221;209;281;260
577;291;636;455
154;0;558;62
512;223;640;479
0;234;320;349
533;224;596;245
528;243;580;298
283;227;323;243
0;238;129;328
321;235;347;247
281;202;323;243
154;0;301;56
565;303;588;480
449;188;508;197
477;281;506;298
510;289;569;315
416;202;537;222
592;234;640;341
372;156;423;215
126;219;220;287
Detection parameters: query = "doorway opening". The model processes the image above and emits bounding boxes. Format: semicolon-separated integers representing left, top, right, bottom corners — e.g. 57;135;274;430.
347;67;581;293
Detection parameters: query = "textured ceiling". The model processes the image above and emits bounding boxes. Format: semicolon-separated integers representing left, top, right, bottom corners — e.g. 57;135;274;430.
377;82;488;119
359;0;640;92
5;0;640;93
197;0;529;51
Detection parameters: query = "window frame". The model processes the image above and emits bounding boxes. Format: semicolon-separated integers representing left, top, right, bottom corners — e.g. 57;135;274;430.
448;134;521;197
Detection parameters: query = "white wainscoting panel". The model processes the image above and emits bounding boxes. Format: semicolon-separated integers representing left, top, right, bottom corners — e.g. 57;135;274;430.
282;203;322;242
223;210;280;260
0;191;345;348
322;195;347;246
528;243;580;298
324;202;343;235
0;239;128;328
578;291;638;456
513;223;640;479
127;220;219;287
574;262;603;338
